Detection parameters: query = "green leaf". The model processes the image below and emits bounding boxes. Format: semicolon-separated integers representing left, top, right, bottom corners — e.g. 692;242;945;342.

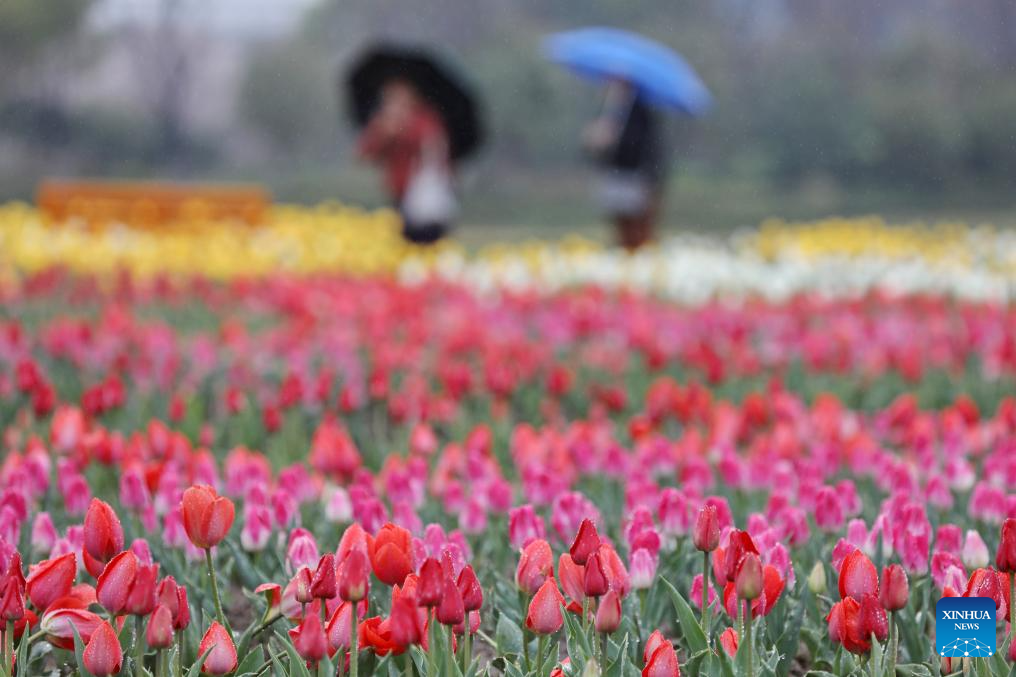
893;664;933;677
495;614;524;656
185;647;215;677
281;639;314;677
235;647;266;675
774;588;806;677
71;623;97;677
661;578;709;655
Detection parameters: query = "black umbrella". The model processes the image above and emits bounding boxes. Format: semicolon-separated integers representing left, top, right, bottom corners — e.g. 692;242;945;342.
345;44;484;161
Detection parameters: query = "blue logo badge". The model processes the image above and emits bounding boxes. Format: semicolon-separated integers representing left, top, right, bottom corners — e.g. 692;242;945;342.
936;597;996;658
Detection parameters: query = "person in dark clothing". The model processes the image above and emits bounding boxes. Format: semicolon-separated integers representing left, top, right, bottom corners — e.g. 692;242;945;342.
583;80;667;250
357;79;456;244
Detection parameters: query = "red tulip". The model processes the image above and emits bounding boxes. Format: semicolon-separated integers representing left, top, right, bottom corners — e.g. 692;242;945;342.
719;627;738;657
83;620;122;676
96;551;137;615
157;577;190;630
643;638;681;677
569;519;600;566
723;531;759;583
146;605;174;649
125;562;159;616
311;554;337;600
583;550;609;598
525;579;564;635
359;616;404;656
693;505;720;552
326;602;352;653
368;523;413;587
879;564;909;611
827;596;873;654
293;567;314;605
735;553;763;601
644;630;667;663
997;518;1016;573
457;565;483;612
594;589;621;633
26;552;75;612
858;593;888;642
289;611;328;664
0;578;25;622
437;575;465;626
338;550;369;602
198;622;238;675
417;557;443;607
389;594;425;647
516;539;553;595
181;485;235;549
40;606;103;650
838;549;878;601
83;499;124;567
598;544;631;599
557;553;585;612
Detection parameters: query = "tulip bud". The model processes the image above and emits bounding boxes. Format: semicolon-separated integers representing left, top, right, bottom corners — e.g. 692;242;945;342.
437;575;465;627
293;567;313;605
96;550;138;615
515;539;553;595
629;548;657;591
83;620;122;677
734;553;763;601
961;530;989;570
859;593;888;642
456;565;483;612
525;579;565;635
146;605;174;649
879;564;909;612
180;485;235;550
417;557;443;608
719;627;739;657
807;562;827;595
996;518;1016;573
583;551;609;598
0;578;24;622
569;519;600;567
338;550;368;602
198;622;238;675
693;505;720;552
594;589;621;633
310;554;337;600
290;611;328;663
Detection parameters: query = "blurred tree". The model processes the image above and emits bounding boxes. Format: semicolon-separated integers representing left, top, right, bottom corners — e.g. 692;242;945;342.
0;0;93;69
240;42;336;158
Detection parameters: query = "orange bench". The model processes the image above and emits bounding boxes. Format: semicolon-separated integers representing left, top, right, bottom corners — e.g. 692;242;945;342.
36;180;272;227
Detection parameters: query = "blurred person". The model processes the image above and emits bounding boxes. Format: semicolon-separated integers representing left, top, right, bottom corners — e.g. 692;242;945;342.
357;79;455;244
583;80;666;250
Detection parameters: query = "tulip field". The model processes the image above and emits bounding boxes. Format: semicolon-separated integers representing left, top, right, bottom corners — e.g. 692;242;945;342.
0;204;1015;677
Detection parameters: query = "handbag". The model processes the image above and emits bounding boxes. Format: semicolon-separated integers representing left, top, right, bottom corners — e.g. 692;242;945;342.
402;138;458;226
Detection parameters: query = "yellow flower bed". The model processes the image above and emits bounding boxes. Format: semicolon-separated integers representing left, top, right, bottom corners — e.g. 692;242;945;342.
1;201;1013;282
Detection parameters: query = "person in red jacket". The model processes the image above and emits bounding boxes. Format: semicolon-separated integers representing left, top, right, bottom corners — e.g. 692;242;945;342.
358;79;453;244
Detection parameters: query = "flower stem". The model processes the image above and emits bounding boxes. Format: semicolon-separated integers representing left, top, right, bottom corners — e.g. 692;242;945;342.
4;622;12;677
744;610;753;677
350;604;359;677
204;548;228;630
446;626;455;677
176;631;184;677
702;552;710;640
462;627;471;674
1010;575;1015;656
134;615;145;677
536;634;547;674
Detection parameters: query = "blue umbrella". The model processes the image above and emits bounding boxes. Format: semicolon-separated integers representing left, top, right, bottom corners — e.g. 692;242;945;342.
544;28;711;116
